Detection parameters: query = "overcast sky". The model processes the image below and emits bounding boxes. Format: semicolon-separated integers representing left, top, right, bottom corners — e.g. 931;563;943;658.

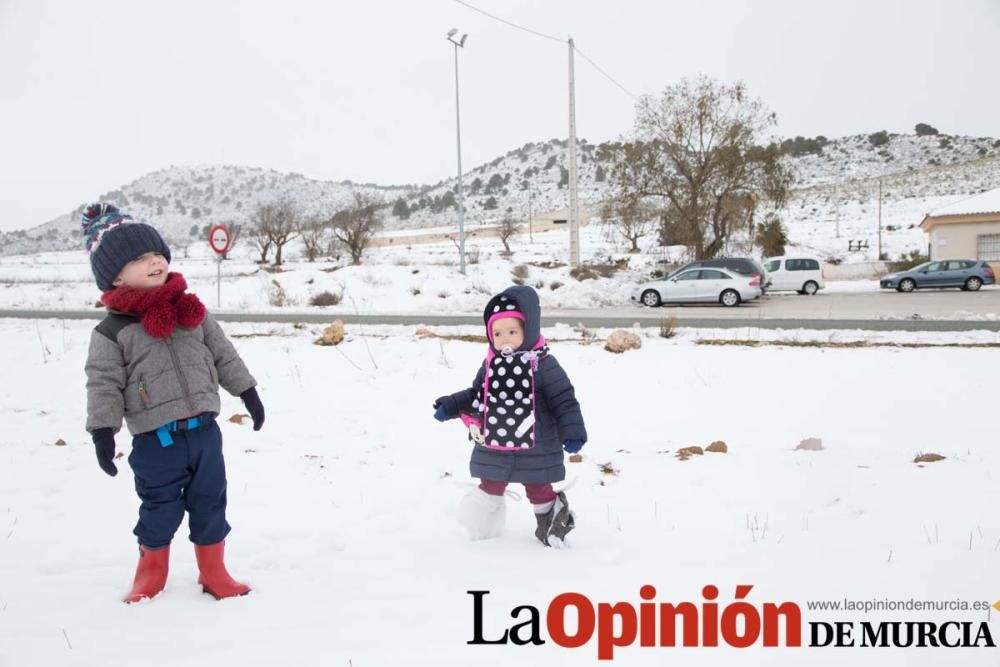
2;0;998;231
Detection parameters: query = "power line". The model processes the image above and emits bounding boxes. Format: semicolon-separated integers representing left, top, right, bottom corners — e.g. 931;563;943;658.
572;44;638;101
453;0;563;43
453;0;638;102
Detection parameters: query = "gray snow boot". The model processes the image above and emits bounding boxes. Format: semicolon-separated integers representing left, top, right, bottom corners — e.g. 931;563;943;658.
534;491;575;546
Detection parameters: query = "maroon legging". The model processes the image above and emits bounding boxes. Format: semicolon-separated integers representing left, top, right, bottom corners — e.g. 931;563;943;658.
479;479;556;505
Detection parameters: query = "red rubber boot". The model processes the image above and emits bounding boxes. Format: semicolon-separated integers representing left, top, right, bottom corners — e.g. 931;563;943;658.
194;541;250;600
124;545;170;603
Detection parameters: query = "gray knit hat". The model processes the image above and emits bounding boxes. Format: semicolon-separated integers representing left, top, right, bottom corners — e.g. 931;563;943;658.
81;203;171;291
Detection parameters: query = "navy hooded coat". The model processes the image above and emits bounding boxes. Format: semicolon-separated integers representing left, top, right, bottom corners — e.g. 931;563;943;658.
438;286;587;484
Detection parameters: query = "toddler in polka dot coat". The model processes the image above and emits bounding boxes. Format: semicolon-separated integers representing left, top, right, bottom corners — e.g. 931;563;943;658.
433;285;587;546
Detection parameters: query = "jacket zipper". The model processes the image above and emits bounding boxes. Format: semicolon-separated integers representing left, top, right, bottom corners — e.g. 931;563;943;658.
138;377;152;408
164;334;196;412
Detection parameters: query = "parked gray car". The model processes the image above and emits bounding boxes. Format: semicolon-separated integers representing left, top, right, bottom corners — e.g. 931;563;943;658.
879;260;996;292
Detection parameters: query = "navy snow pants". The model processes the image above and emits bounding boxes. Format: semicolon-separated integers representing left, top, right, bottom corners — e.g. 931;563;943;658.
127;418;231;549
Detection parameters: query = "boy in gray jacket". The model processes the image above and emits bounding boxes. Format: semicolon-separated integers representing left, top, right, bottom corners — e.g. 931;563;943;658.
82;203;265;603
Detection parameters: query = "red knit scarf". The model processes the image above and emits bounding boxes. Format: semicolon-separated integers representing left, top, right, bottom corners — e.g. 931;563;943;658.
101;272;206;338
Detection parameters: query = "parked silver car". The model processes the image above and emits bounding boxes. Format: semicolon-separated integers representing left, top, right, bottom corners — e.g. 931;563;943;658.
632;267;762;307
879;260;996;292
662;257;771;293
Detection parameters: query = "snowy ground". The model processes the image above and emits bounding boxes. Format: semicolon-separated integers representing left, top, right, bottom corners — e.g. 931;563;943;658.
1;318;998;666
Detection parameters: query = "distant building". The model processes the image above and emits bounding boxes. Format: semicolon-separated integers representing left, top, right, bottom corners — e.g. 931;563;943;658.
920;188;1000;270
531;206;596;225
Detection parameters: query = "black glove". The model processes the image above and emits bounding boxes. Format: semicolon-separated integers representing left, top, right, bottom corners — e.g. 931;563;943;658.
241;387;265;431
92;428;118;477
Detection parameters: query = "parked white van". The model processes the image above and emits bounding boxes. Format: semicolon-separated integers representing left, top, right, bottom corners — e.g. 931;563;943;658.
763;257;826;295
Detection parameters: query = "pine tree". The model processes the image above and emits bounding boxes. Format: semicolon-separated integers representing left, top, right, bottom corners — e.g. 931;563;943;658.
868;130;889;147
392;197;411;220
756;217;788;257
485;173;505;194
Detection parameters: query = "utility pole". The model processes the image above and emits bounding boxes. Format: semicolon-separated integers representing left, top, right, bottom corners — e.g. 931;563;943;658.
527;184;534;243
877;177;883;260
447;29;468;275
834;186;840;239
567;37;580;267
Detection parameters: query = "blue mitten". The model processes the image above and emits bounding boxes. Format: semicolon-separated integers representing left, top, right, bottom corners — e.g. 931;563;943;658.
563;439;584;454
433;398;449;422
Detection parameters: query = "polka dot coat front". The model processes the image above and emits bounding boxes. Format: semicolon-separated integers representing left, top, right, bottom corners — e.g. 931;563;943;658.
437;286;588;484
474;344;546;450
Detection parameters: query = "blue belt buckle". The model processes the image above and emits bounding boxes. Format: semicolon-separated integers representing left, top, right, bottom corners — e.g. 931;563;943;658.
154;415;201;447
155;424;174;447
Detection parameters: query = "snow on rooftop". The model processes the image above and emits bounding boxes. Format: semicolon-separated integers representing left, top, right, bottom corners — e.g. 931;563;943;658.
928;186;1000;217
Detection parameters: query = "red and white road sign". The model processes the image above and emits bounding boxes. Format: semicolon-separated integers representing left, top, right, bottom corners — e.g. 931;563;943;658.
208;225;231;255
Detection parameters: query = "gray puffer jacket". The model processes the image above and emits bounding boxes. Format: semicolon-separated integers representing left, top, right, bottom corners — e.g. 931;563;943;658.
85;312;257;436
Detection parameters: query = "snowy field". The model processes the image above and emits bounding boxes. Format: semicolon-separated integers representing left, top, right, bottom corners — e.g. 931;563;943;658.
1;318;998;666
0;223;896;316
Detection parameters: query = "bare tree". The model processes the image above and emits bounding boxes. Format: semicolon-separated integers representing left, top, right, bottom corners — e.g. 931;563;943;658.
250;198;300;266
179;239;193;259
270;201;300;267
329;193;384;265
497;215;521;256
249;209;274;264
298;217;328;262
444;234;480;265
600;199;655;252
599;76;791;259
324;234;342;261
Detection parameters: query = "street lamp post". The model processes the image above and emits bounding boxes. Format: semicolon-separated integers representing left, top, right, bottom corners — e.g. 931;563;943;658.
527;183;534;243
447;28;468;275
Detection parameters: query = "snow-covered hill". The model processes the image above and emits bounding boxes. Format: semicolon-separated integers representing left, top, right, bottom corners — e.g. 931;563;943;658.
1;166;411;255
5;131;1000;263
